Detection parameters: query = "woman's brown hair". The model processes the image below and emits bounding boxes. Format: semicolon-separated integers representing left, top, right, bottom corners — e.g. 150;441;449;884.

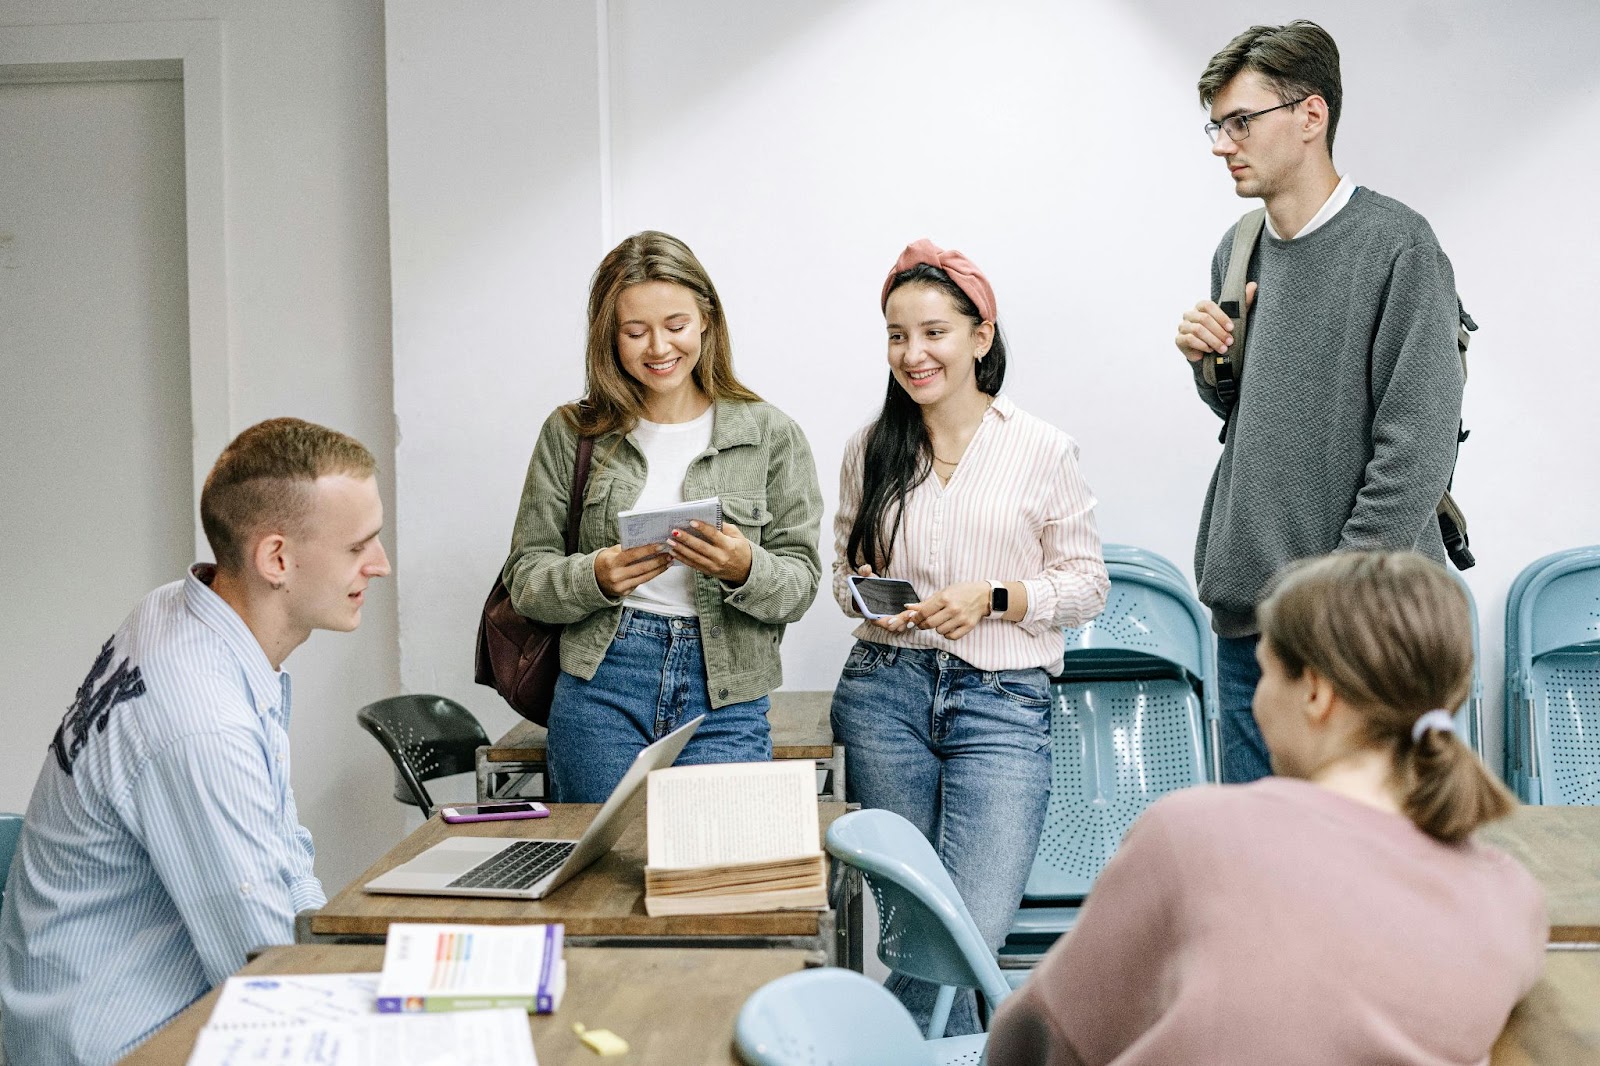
1257;551;1515;843
566;230;760;439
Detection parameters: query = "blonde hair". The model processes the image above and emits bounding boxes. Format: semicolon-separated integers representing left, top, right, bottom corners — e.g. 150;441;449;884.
567;230;760;439
1257;551;1514;843
200;417;376;570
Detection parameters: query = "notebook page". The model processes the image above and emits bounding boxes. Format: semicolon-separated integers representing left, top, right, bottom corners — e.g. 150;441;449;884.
646;760;820;868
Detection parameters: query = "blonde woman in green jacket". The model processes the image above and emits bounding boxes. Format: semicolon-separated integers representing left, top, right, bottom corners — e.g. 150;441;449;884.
503;231;824;801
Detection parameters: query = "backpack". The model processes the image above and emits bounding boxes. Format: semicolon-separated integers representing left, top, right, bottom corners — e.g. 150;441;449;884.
1200;207;1477;570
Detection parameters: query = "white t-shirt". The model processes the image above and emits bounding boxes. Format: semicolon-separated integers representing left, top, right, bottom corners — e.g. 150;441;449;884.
622;407;715;618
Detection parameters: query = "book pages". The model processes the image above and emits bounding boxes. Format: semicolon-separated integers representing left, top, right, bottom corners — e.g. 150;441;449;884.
646;760;820;869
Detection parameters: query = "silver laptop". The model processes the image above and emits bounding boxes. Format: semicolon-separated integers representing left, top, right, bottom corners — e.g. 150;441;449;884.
364;715;704;900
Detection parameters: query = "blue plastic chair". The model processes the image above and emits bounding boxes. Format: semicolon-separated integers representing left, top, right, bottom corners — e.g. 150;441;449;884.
824;809;1011;1040
734;968;985;1066
1101;543;1187;587
0;813;22;913
1505;548;1600;803
1004;560;1215;967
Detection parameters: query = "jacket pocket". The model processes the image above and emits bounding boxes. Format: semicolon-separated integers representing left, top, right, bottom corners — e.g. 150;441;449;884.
720;494;772;546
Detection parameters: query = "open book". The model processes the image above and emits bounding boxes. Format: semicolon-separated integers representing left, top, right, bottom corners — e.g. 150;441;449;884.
643;759;828;917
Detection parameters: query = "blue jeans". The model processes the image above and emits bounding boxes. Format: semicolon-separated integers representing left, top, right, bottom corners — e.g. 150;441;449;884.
830;642;1051;1037
1218;633;1271;783
547;608;772;802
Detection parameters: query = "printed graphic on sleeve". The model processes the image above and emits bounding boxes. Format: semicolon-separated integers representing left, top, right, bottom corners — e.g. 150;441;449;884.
51;638;146;775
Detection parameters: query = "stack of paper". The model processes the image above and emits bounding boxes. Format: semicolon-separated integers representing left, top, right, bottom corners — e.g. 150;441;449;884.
643;760;829;916
184;974;537;1066
377;923;566;1015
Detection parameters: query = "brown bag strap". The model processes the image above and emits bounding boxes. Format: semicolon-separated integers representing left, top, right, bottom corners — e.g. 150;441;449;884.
564;437;595;556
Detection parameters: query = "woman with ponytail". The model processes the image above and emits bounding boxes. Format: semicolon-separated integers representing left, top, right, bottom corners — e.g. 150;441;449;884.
829;239;1109;1036
988;551;1545;1066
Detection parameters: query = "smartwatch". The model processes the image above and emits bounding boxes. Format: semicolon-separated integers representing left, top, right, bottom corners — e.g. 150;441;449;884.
989;580;1009;615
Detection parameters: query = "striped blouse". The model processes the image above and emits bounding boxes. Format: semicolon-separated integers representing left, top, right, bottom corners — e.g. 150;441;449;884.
0;565;323;1066
831;395;1109;673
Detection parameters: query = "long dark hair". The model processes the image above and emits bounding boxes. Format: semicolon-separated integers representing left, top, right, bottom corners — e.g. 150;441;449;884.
846;264;1007;572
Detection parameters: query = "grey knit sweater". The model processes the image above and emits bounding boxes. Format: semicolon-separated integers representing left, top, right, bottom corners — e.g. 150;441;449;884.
1191;188;1465;637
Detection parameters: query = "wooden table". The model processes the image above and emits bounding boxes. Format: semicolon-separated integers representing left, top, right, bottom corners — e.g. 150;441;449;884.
118;943;808;1066
478;690;845;802
1492;950;1600;1063
1478;805;1600;945
302;802;862;969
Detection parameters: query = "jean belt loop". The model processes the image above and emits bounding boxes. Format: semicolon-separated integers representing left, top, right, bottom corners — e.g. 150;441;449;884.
617;606;633;638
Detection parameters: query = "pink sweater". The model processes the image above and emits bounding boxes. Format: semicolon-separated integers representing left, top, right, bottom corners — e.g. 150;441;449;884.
986;779;1546;1066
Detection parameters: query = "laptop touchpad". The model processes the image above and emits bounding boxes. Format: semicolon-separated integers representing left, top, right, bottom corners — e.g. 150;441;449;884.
406;838;507;874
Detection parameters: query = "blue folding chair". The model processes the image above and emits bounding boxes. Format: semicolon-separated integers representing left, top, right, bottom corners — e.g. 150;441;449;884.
1505;548;1600;803
734;968;984;1066
1004;559;1215;968
0;813;22;914
824;809;1010;1043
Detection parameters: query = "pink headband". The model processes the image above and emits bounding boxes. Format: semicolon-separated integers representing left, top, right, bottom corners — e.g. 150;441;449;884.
880;239;998;324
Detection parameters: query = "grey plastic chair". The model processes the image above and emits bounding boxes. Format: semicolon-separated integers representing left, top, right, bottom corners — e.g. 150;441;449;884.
0;812;23;913
824;809;1011;1040
356;694;490;817
734;967;985;1066
1005;560;1214;967
1504;548;1600;803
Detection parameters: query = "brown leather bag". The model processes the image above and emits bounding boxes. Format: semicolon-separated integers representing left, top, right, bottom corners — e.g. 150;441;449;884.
474;437;595;725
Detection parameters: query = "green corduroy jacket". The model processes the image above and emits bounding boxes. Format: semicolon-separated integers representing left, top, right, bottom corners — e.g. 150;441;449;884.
503;399;823;708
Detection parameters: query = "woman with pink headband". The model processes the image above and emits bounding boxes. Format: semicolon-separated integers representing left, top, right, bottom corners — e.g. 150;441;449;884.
830;238;1110;1036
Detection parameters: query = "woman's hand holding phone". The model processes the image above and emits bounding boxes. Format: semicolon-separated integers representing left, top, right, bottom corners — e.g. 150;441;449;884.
852;565;920;633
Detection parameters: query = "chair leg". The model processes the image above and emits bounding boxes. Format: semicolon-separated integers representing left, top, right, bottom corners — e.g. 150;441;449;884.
927;984;956;1039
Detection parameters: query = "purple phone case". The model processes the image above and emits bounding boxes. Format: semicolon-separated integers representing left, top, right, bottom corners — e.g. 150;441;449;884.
439;804;550;823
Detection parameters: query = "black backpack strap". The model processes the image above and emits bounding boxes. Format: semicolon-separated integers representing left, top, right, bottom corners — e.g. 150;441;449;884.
563;437;596;555
1201;207;1267;417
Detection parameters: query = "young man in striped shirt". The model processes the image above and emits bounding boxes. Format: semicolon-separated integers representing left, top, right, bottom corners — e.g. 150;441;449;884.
0;418;391;1065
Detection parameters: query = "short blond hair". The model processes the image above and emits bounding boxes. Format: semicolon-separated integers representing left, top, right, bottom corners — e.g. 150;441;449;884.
200;417;376;570
1258;551;1514;842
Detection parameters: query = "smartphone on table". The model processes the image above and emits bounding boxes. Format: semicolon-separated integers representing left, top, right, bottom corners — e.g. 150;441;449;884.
846;575;922;620
439;801;550;823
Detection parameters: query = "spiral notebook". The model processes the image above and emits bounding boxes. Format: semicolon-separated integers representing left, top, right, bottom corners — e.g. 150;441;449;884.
617;496;722;564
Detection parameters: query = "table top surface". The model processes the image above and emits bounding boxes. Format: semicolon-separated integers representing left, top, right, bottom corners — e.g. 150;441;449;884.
1478;804;1600;942
117;943;809;1066
1491;950;1600;1064
311;802;848;938
486;691;834;760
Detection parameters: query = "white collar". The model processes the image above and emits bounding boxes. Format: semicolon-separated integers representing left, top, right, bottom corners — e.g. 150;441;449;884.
1265;174;1356;240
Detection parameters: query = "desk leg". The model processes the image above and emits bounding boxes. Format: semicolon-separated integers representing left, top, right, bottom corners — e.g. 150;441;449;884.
830;744;847;803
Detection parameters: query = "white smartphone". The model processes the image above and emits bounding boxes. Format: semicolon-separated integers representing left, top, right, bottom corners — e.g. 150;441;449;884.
438;801;550;823
847;575;922;619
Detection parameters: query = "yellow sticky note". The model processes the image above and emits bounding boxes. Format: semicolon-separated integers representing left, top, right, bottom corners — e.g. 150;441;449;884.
572;1022;630;1056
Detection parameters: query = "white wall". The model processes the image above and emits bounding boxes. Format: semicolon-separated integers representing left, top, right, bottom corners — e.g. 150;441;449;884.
390;0;1600;778
1;1;402;891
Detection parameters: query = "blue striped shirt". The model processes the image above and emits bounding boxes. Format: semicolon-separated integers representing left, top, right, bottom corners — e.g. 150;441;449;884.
0;565;325;1065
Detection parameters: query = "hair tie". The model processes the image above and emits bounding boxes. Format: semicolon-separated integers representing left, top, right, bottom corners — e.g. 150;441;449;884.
1410;709;1457;744
881;238;998;323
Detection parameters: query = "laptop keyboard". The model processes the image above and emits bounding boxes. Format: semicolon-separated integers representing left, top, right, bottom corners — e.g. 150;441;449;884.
448;840;576;891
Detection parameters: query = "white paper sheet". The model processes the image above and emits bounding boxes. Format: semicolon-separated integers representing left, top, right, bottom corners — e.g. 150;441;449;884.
185;1009;537;1066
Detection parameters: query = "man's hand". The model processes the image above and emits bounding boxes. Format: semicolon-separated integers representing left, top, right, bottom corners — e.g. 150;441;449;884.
668;520;754;585
1174;281;1257;363
907;581;991;642
594;542;672;598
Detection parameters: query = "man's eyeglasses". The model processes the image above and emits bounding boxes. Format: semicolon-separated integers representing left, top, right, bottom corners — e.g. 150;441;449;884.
1204;97;1308;143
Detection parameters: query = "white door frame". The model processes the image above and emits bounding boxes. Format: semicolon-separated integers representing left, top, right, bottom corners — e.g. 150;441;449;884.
1;20;227;557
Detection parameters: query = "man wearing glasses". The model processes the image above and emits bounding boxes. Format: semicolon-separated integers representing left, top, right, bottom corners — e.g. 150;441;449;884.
1173;21;1465;784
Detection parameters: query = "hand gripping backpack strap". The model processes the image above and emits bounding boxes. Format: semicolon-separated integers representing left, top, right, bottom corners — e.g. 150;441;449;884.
1202;207;1267;442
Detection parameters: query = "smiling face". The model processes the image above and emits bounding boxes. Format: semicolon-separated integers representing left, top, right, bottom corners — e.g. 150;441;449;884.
1208;70;1312;201
614;280;708;413
281;474;389;634
884;283;993;410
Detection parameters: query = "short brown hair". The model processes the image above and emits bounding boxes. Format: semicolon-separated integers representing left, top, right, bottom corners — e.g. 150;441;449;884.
201;417;377;570
569;230;760;439
1198;20;1343;153
1258;551;1515;843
